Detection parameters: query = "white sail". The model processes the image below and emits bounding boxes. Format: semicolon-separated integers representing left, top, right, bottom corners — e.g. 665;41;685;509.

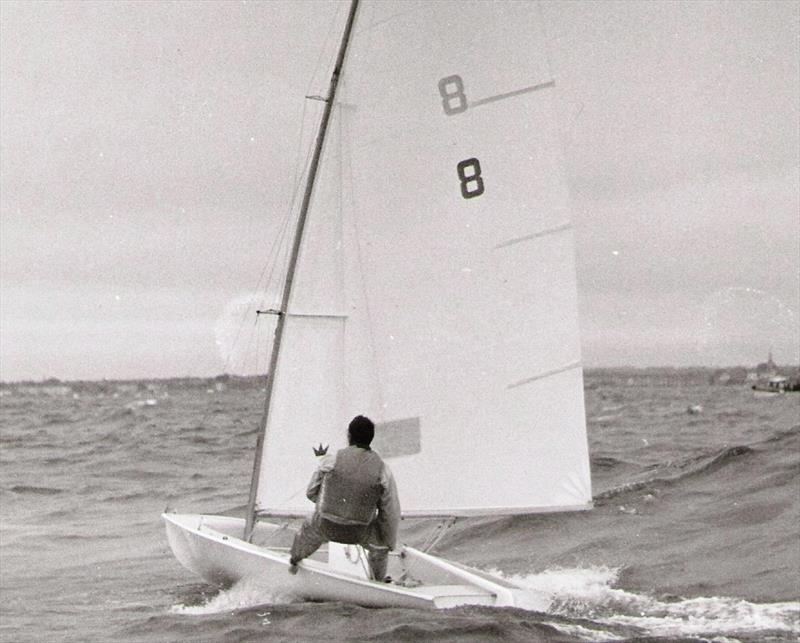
255;0;591;517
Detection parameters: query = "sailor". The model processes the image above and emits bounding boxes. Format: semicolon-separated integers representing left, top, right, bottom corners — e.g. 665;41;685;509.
288;415;400;581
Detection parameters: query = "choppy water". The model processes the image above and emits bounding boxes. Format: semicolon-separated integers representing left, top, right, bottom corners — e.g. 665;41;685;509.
1;373;798;642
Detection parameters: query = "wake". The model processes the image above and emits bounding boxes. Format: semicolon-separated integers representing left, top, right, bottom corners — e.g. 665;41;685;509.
505;566;800;639
170;577;298;615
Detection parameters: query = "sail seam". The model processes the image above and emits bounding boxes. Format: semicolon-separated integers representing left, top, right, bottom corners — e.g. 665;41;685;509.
470;79;555;108
507;361;582;389
494;222;572;250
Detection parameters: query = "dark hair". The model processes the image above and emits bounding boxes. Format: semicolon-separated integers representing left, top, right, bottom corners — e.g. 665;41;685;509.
348;415;375;446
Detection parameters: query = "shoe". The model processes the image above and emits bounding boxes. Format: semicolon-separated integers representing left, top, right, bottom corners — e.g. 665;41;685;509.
288;558;299;575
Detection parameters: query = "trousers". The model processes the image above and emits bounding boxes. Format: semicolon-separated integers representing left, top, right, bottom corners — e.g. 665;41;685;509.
289;512;390;580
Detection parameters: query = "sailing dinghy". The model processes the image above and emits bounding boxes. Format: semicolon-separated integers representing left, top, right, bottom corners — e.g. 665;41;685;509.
163;0;591;610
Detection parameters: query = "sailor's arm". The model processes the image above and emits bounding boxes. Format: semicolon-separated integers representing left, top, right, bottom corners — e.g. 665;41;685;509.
376;464;401;549
306;451;336;502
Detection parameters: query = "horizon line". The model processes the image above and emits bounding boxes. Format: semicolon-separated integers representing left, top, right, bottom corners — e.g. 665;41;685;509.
2;363;799;386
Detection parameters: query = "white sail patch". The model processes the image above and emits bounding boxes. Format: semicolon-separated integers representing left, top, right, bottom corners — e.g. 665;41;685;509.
373;417;421;458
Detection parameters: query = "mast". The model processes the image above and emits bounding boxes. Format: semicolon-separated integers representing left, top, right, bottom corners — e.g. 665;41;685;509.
244;0;360;542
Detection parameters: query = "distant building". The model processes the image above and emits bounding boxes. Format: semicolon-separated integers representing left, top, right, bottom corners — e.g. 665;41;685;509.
756;351;778;378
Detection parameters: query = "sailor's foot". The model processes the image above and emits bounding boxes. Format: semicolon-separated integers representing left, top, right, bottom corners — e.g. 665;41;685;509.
288;558;299;575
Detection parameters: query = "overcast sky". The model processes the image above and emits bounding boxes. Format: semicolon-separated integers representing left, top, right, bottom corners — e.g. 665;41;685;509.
1;0;798;381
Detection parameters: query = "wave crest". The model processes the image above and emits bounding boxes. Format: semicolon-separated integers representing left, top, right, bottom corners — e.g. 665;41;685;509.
594;444;754;502
503;566;800;638
170;577;298;615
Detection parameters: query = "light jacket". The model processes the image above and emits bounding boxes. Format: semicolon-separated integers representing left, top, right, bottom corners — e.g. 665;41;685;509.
307;445;400;549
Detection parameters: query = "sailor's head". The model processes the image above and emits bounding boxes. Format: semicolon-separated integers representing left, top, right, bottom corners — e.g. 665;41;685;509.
348;415;375;447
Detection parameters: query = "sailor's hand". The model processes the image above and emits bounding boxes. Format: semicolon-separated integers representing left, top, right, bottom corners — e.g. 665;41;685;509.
313;443;329;457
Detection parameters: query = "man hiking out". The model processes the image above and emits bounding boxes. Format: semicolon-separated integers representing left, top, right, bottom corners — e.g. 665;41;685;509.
288;415;400;581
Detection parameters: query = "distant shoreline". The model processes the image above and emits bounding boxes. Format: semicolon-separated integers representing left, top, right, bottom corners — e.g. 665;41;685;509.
2;365;798;389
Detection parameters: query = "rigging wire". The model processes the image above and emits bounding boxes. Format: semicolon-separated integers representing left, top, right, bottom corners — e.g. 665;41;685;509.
223;70;325;375
395;518;457;587
259;3;347;309
233;2;346;384
219;3;347;379
257;0;344;317
307;2;346;98
192;8;344;432
344;545;373;579
214;120;309;379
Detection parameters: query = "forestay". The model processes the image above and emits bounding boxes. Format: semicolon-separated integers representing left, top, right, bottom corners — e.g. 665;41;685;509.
255;0;591;518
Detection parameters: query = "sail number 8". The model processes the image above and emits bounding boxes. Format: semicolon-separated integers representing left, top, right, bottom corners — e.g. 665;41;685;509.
438;75;467;115
457;158;484;199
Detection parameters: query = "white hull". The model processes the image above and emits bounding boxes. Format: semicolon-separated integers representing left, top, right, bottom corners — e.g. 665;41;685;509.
753;390;783;398
162;513;549;610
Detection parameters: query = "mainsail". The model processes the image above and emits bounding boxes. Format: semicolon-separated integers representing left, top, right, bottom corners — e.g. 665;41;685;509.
252;0;591;520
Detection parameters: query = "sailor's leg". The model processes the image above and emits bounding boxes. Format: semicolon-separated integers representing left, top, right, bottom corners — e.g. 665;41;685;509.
363;521;390;581
289;514;327;573
366;544;389;581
